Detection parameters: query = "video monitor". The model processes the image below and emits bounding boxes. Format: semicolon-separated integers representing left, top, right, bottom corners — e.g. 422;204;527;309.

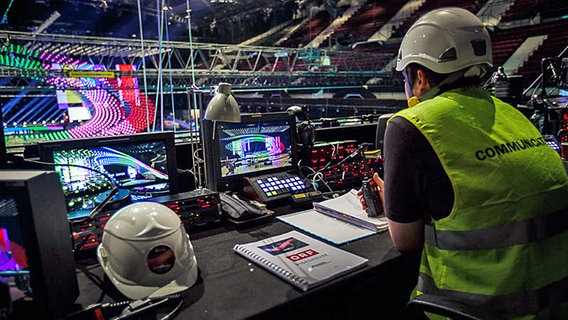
204;112;297;191
0;170;79;319
37;131;179;216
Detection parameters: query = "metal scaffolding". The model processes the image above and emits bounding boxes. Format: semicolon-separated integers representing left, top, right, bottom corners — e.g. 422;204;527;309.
0;30;395;91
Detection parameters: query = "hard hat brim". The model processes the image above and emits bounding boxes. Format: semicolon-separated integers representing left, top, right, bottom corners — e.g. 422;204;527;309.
148;254;198;298
98;245;199;300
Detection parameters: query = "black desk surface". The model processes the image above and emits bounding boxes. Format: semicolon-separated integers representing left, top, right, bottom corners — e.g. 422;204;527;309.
75;214;418;320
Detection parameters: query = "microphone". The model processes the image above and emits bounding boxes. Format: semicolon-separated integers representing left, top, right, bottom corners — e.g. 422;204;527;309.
88;187;120;220
546;60;558;80
542;58;559;81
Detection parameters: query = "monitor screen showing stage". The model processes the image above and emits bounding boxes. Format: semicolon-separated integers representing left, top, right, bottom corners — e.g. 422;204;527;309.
38;132;178;214
217;116;294;178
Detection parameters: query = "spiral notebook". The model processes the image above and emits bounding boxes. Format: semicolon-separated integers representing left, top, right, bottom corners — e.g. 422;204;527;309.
233;230;368;291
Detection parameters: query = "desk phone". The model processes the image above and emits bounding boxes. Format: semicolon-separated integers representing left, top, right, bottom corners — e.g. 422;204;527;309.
243;171;310;205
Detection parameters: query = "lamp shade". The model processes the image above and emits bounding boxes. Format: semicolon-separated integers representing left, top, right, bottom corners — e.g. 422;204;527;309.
204;83;240;122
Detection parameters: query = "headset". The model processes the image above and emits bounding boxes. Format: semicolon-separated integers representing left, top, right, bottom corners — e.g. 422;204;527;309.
404;65;486;108
287;105;316;147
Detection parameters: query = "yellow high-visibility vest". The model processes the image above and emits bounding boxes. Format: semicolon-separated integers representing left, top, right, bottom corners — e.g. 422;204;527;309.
396;87;568;319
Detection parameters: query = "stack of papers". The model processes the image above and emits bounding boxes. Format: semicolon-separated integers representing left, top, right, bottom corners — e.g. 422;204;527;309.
277;190;388;244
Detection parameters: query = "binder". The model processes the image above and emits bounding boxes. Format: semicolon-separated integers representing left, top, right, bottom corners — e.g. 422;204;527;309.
233;230;368;291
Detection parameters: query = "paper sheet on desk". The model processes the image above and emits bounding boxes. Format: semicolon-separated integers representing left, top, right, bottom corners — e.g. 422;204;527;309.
277;209;376;244
312;189;388;233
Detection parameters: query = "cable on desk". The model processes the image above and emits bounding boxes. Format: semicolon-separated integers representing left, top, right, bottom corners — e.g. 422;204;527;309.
76;263;107;303
155;297;183;320
299;164;334;192
65;294;183;320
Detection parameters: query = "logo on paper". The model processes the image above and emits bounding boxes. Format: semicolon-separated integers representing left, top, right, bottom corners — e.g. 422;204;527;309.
285;249;319;262
259;237;308;256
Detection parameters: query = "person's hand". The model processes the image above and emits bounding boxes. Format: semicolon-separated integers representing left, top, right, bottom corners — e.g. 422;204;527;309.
356;187;366;211
358;172;384;211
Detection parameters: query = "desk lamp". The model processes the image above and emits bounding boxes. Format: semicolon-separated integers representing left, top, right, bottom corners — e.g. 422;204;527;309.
204;83;241;122
194;83;240;188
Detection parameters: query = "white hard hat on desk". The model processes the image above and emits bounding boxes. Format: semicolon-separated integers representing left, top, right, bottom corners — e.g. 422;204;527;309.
97;202;198;299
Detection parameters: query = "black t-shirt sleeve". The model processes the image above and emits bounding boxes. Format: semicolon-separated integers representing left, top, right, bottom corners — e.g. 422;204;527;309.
383;116;453;223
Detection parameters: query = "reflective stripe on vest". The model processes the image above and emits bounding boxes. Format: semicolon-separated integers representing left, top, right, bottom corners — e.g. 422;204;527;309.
417;273;568;316
424;207;568;250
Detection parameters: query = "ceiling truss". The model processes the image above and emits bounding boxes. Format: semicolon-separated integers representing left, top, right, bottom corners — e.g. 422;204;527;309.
0;30;394;91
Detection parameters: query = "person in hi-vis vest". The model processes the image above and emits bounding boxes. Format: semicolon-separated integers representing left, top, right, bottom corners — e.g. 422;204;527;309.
359;7;568;319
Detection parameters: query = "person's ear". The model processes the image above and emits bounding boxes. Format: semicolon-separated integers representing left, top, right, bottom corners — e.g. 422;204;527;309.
415;69;431;97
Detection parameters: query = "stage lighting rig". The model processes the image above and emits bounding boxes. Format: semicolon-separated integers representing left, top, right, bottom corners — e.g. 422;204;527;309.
32;11;61;35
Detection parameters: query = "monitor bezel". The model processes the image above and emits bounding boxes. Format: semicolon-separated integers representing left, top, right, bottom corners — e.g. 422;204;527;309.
0;170;79;318
203;112;298;192
37;131;180;201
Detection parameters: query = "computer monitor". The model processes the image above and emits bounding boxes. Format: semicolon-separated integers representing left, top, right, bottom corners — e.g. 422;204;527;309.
203;112;298;191
0;170;79;319
37;131;179;216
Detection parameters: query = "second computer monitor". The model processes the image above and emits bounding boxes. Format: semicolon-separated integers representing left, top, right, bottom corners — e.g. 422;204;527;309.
204;112;298;192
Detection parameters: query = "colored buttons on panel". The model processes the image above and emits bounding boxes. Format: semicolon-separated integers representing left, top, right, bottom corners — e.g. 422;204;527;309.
256;175;308;198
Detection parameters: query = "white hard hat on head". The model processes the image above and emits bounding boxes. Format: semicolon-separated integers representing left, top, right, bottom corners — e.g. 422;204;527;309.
395;7;493;74
97;201;198;299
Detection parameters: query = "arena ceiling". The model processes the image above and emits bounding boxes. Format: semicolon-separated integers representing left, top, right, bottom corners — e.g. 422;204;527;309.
1;0;304;44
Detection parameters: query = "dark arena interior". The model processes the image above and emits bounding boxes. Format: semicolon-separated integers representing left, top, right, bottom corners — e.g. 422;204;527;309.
0;0;568;319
